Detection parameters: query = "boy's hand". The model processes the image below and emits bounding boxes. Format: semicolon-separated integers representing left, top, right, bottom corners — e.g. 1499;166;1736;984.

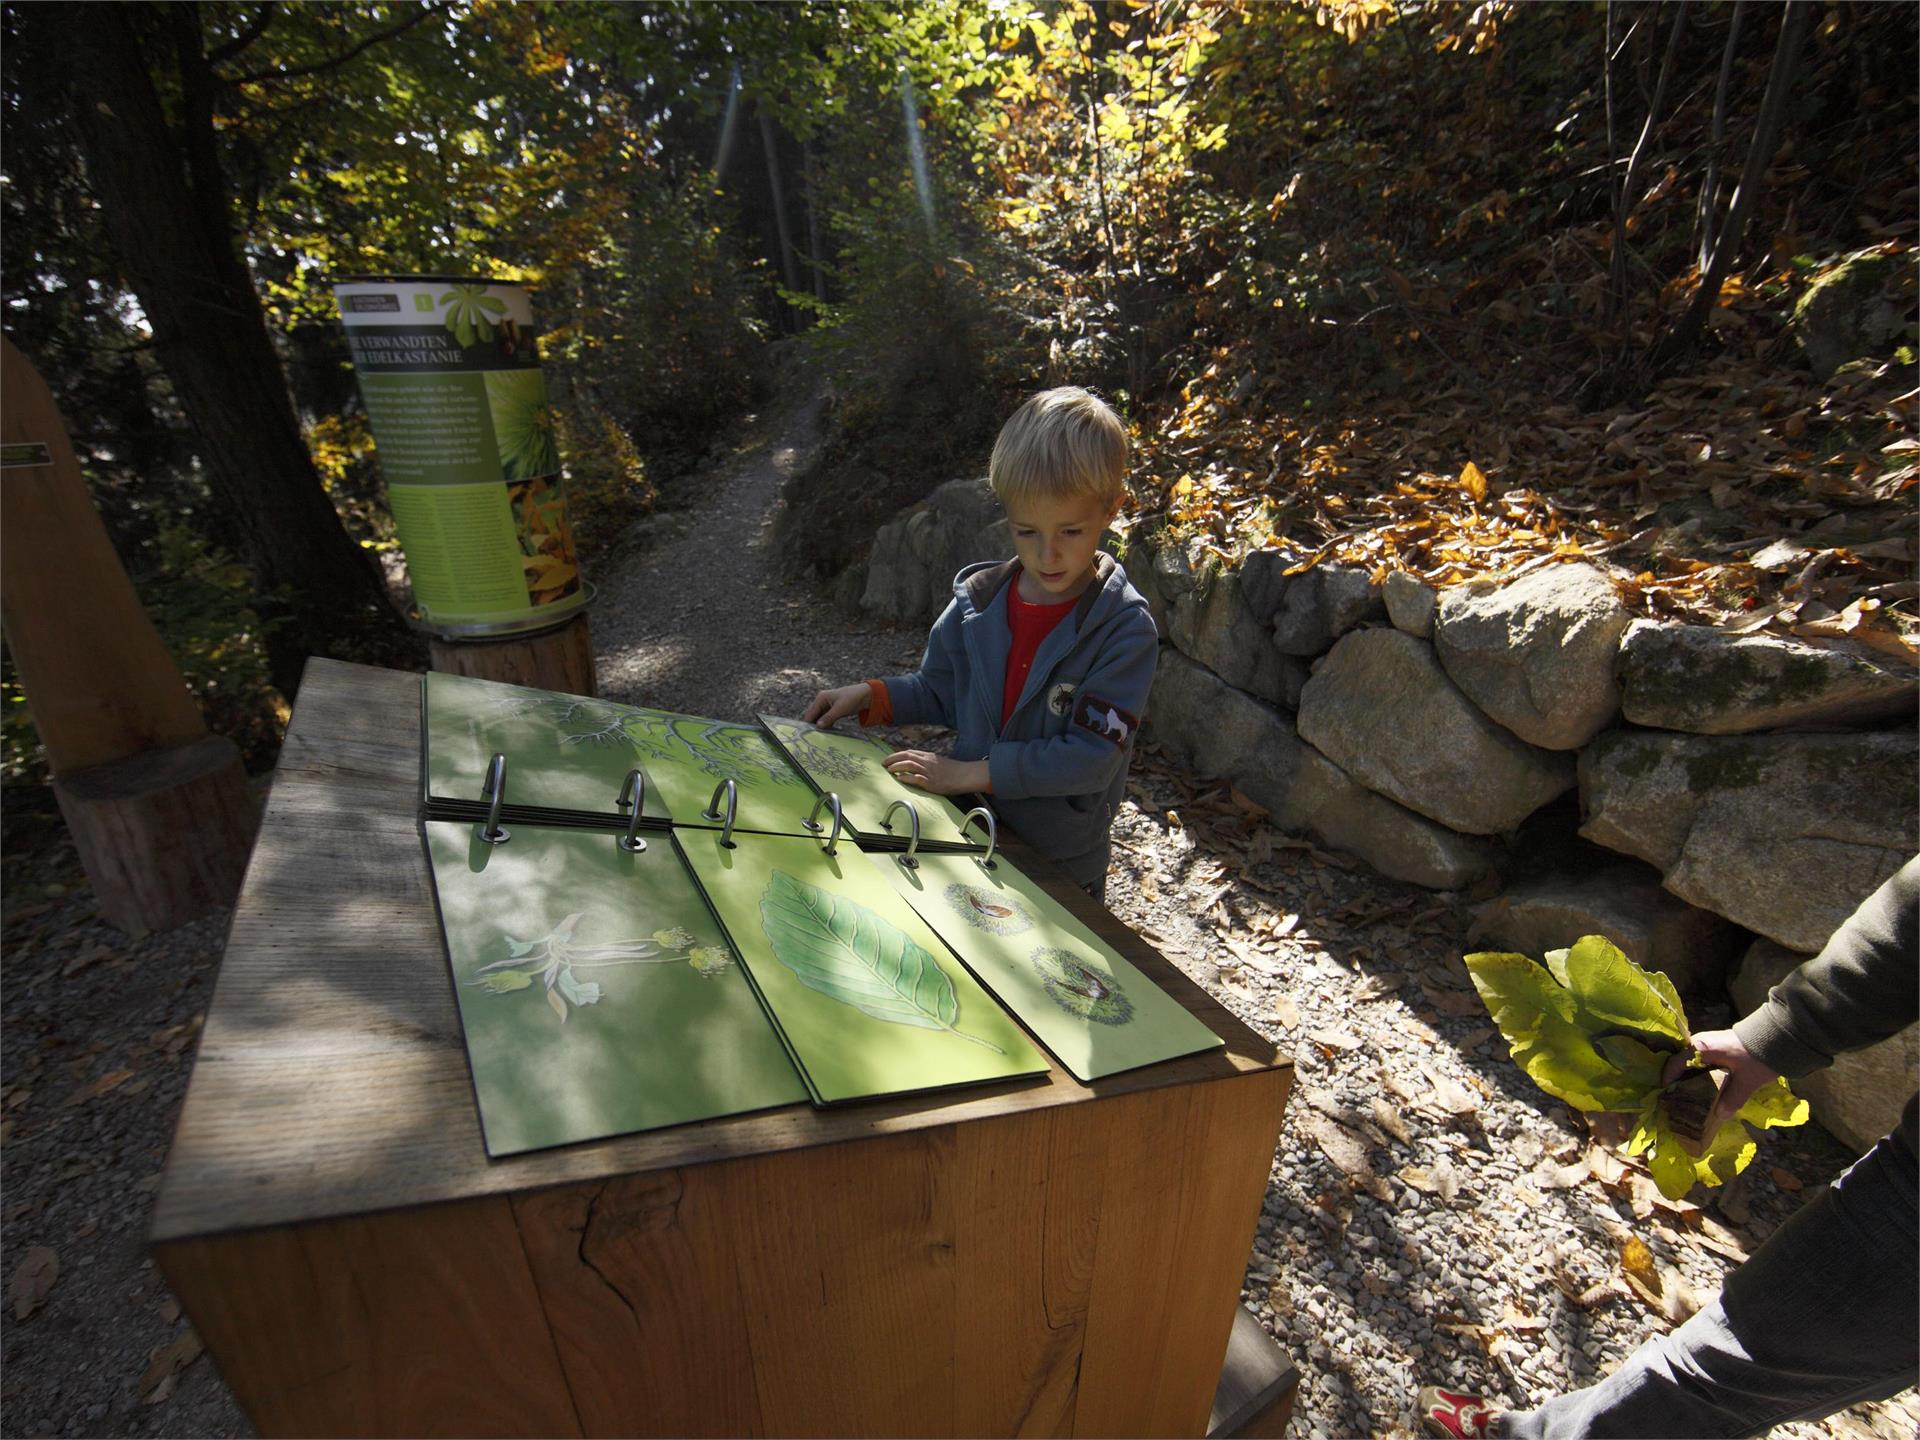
1662;1029;1780;1142
803;683;871;727
884;751;990;796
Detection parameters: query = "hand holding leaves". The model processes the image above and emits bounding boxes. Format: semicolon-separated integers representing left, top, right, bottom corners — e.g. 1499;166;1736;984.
1465;935;1808;1200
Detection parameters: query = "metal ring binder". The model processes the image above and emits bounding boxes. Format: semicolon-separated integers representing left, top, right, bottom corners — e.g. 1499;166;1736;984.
478;753;510;845
618;769;648;853
883;799;922;870
960;806;997;868
704;779;738;847
616;769;644;813
807;792;843;856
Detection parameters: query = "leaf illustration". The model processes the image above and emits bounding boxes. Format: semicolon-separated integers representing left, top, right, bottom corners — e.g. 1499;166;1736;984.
759;869;1004;1052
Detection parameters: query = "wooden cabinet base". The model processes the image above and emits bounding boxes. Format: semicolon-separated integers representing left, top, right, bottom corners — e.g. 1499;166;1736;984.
428;613;596;696
53;734;257;937
157;1068;1289;1439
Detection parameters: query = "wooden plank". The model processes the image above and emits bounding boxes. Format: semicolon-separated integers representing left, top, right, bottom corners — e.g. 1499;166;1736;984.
1075;1068;1293;1437
154;657;1291;1243
0;336;206;773
155;1197;582;1438
1208;1305;1300;1439
951;1106;1096;1437
511;1174;767;1439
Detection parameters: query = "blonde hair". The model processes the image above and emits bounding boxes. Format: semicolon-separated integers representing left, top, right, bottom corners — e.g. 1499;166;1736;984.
988;387;1128;508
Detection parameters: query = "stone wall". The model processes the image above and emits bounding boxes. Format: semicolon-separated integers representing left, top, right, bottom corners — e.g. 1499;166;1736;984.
856;482;1920;1148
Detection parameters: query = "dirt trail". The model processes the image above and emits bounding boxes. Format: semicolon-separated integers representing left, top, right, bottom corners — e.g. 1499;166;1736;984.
593;388;920;718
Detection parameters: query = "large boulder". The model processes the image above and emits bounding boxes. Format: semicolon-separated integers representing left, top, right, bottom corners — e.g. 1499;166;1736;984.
1147;648;1491;889
1270;564;1385;656
1788;251;1904;381
1730;936;1919;1154
1471;858;1747;999
860;477;1007;624
1433;563;1629;750
1617;620;1917;734
1579;729;1918;951
1164;550;1304;707
1297;629;1577;835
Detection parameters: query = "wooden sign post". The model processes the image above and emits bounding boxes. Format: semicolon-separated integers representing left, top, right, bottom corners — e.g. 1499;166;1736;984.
0;338;256;934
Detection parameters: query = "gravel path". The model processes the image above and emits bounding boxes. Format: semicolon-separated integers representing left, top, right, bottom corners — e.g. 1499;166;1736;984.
3;382;1913;1439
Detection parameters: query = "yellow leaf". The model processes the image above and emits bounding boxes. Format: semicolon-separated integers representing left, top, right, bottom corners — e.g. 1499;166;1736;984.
1460;460;1488;503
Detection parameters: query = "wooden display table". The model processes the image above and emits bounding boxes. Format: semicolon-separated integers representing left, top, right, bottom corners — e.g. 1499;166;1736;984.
152;658;1293;1438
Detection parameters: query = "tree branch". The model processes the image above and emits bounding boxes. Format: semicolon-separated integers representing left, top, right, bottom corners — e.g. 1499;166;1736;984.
205;3;278;65
220;2;445;88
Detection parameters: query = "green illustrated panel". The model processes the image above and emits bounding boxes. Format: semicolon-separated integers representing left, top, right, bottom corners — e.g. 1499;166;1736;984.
881;852;1223;1080
675;830;1049;1104
758;715;981;849
424;671;674;822
424;820;808;1157
422;673;816;834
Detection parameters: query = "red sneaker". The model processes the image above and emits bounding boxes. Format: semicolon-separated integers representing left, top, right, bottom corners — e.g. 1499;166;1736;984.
1417;1385;1502;1438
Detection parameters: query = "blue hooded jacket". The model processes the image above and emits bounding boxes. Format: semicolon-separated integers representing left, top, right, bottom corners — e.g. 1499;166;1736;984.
878;551;1159;887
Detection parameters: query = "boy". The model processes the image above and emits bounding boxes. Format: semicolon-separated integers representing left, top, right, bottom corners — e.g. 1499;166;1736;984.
804;386;1158;902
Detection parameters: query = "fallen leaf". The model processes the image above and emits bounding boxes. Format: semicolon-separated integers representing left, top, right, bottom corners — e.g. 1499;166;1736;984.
1371;1097;1413;1145
1461;460;1489;503
61;943;113;978
1352;973;1400;1002
1303;1113;1391;1200
1271;994;1301;1030
1500;1298;1549;1333
141;1329;203;1404
1532;1154;1591;1191
64;1069;134;1108
1400;1154;1462;1202
1307;1027;1363;1053
1769;1166;1804;1193
10;1247;58;1320
1418;1061;1481;1119
1419;984;1484;1017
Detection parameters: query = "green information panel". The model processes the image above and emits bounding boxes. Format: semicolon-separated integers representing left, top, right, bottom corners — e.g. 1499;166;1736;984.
336;276;584;635
759;715;984;851
675;829;1049;1105
881;851;1224;1080
423;820;808;1157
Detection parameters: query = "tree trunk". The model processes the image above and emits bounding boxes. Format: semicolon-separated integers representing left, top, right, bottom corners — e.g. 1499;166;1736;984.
59;5;410;698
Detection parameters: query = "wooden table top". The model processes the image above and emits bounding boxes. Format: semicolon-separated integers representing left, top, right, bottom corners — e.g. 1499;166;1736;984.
152;657;1287;1243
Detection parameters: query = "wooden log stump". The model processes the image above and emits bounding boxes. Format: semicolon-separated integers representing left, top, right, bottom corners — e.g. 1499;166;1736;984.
428;612;596;697
52;735;257;939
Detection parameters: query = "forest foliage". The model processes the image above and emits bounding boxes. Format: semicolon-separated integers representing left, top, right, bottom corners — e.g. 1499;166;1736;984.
2;0;1915;802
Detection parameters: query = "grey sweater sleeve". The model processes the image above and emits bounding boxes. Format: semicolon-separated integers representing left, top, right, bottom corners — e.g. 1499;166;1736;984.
1731;856;1920;1078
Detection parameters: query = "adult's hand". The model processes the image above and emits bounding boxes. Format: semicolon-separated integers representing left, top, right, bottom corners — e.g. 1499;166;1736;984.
1665;1028;1781;1138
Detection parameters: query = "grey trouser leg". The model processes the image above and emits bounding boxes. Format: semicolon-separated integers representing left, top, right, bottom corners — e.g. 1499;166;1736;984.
1504;1133;1919;1438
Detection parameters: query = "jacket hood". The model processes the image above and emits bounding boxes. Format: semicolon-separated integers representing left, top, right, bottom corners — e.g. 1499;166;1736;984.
953;551;1144;634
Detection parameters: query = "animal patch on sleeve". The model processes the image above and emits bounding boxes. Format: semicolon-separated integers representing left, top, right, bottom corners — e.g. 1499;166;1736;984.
1072;692;1140;747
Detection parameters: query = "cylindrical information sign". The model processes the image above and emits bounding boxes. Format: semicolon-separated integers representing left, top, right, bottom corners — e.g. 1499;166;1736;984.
333;275;586;637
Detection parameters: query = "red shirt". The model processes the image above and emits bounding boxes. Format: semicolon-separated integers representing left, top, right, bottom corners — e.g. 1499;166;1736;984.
1003;583;1077;728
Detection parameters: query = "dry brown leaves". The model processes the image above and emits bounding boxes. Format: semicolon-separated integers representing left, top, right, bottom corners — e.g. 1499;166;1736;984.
1134;263;1917;653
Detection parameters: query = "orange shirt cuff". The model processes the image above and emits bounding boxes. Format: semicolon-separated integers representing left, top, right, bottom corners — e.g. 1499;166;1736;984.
859;679;892;727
